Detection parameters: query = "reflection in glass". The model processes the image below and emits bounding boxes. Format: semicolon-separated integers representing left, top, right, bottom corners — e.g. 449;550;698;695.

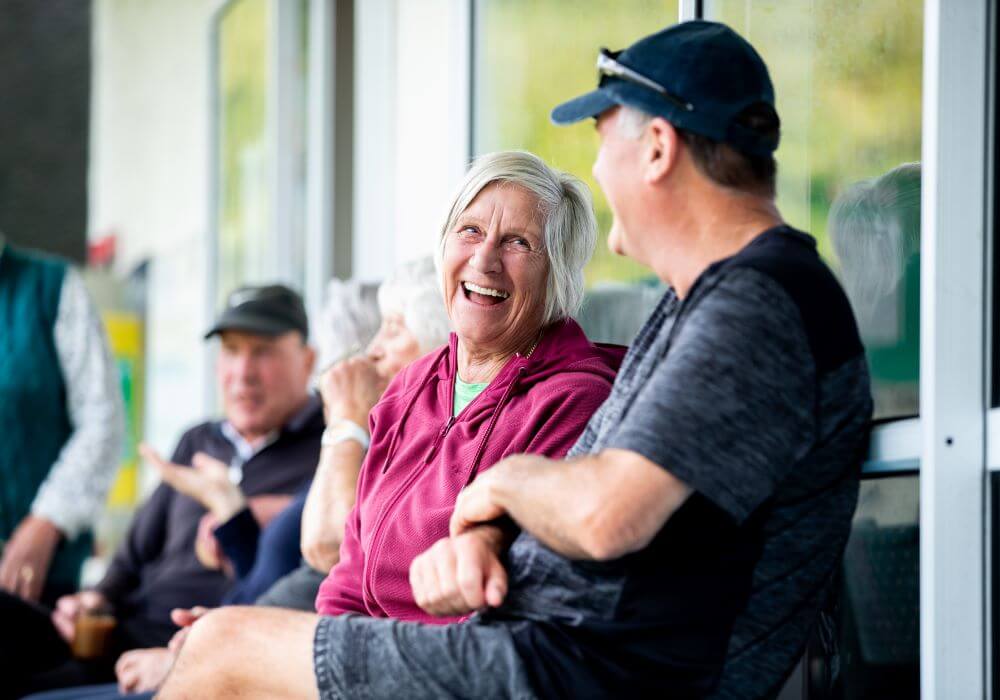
706;0;923;420
829;165;920;418
473;0;678;286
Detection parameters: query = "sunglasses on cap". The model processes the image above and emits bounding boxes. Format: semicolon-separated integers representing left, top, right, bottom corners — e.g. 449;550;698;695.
597;48;694;114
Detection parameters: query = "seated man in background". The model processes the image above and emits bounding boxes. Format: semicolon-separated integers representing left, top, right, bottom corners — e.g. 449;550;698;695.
34;260;453;699
0;284;323;699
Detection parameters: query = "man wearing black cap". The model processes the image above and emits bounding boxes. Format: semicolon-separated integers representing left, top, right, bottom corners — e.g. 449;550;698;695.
3;284;323;697
160;21;871;699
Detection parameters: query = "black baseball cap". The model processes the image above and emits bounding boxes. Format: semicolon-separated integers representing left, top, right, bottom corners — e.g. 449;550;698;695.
551;20;779;156
204;284;309;340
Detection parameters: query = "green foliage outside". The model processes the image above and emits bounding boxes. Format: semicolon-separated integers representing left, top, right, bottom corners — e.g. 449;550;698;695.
474;0;922;281
713;0;923;266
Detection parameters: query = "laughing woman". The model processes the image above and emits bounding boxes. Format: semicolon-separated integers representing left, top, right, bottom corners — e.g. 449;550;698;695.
154;150;625;699
313;149;624;622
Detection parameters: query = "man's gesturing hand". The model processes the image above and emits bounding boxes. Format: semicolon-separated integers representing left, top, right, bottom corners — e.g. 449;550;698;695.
409;527;508;617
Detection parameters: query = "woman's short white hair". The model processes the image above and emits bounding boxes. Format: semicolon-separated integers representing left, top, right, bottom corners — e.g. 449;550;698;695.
316;279;382;368
378;256;452;352
436;150;597;325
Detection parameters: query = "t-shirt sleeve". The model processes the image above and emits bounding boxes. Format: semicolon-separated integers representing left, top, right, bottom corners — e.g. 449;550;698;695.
605;269;816;524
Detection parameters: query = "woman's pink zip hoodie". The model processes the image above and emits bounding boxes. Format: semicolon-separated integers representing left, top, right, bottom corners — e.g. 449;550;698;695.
315;318;625;624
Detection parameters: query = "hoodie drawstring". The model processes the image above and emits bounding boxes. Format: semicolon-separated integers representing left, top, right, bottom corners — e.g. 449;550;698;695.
381;347;448;474
464;365;526;486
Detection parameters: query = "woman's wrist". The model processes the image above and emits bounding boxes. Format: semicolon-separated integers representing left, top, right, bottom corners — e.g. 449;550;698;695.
321;418;370;450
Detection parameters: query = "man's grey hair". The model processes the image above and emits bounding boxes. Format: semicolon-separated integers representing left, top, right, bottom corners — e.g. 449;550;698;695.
436;150;597;325
617;105;654;140
316;279;382;368
378;256;452;352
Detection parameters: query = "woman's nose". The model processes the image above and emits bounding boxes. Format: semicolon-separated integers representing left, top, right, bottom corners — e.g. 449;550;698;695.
469;240;502;274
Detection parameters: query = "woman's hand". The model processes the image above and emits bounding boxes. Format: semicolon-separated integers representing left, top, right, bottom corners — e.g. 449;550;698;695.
319;357;388;427
0;515;61;602
116;646;176;694
114;604;219;693
409;527;508;617
141;444;247;522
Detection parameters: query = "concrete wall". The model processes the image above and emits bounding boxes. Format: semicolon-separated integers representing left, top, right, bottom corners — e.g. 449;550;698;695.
0;0;91;262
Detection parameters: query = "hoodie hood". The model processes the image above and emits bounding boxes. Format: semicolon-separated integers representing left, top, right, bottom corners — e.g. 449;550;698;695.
441;318;624;392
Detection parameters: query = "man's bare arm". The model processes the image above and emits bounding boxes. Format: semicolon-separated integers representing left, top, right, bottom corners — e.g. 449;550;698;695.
451;449;692;561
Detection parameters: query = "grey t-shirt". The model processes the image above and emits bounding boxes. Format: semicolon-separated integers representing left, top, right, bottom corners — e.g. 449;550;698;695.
490;227;872;699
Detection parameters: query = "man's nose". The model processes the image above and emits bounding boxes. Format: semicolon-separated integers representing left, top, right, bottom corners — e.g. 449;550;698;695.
232;354;258;380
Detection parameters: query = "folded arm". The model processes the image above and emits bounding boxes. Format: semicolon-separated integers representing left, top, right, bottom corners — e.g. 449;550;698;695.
451;448;692;561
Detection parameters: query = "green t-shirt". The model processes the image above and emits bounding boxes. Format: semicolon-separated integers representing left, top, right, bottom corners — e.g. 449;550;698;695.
454;376;489;416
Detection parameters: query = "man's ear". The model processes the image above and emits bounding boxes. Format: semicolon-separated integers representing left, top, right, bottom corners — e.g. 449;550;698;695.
303;343;317;376
644;117;680;184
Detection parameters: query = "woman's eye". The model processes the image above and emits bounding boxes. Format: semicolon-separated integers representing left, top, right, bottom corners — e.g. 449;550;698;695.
507;237;532;251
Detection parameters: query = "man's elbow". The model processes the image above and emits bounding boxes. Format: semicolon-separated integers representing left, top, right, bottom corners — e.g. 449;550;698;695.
578;510;652;562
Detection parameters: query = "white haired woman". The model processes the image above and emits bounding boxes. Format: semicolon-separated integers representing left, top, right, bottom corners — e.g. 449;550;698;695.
154;150;625;700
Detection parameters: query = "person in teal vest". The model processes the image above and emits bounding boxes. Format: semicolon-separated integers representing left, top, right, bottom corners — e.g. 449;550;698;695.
0;235;125;604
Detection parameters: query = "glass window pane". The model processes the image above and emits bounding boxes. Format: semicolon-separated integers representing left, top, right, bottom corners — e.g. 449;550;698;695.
217;0;271;306
215;0;310;306
705;1;923;420
808;474;920;698
473;0;679;345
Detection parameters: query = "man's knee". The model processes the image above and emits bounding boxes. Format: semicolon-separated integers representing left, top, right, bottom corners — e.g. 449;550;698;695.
162;607;251;694
184;606;249;654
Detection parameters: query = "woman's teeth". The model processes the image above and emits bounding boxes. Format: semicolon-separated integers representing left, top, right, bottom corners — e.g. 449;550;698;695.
463;282;510;299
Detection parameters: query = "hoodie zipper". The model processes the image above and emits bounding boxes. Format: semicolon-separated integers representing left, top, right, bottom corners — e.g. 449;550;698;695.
464;365;525;485
380;348;447;475
360;353;528;614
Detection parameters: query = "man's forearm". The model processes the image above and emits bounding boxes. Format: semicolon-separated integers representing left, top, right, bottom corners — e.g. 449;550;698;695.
485;450;691;561
488;455;605;559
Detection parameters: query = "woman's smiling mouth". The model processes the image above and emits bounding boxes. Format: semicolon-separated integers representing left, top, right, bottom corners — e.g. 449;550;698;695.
462;281;511;306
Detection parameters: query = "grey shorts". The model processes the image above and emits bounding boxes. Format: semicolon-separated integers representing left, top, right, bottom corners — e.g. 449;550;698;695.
312;614;539;700
255;562;326;610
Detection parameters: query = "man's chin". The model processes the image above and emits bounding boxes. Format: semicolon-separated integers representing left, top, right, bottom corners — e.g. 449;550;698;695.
227;413;271;437
607;225;628;258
